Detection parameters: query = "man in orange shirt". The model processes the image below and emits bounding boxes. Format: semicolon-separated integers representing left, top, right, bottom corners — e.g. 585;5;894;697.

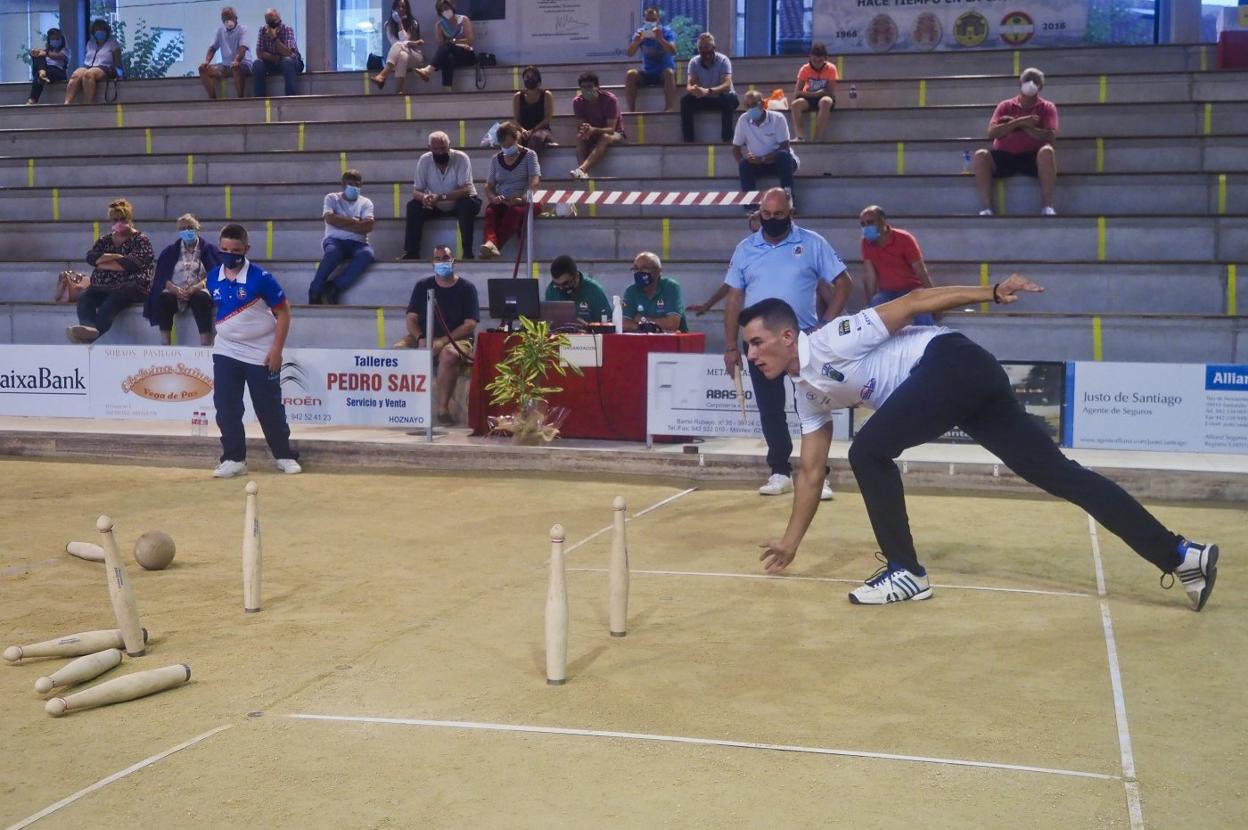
859;205;937;326
790;42;838;142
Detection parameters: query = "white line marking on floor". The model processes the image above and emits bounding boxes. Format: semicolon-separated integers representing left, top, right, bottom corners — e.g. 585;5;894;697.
567;567;1091;599
1087;514;1146;830
561;488;697;557
287;713;1119;781
4;724;232;830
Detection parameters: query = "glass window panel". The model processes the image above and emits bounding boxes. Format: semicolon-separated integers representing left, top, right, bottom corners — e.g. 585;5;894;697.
0;0;60;84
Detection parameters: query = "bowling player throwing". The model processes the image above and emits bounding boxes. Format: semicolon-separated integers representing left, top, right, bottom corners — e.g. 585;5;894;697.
745;275;1219;608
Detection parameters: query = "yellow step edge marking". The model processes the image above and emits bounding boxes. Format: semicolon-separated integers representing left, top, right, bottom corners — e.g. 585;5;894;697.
375;308;386;349
298;123;305;152
979;262;990;313
1012;50;1020;76
747;83;756;93
186;154;194;185
364;71;371;95
455;226;463;260
512;66;520;90
676;62;683;86
531;261;540;280
52;188;60;221
588;179;597;218
1200;45;1208;73
706;144;715;178
836;56;844;78
265;98;271;124
93;221;100;242
1229;264;1238;316
218;78;226;99
115;103;123;128
458;119;466;148
918;79;926;108
661;217;670;260
405;95;411;121
265;220;274;260
393;182;401;218
1091;316;1103;361
339;151;348;175
895;142;904;175
808;111;816;137
1098;75;1107;104
994;179;1005;214
26;158;34;188
637;113;646;145
1096;216;1106;261
1204;103;1212;136
1095;137;1104;173
144;128;152;155
224;185;233;220
1218;173;1227;215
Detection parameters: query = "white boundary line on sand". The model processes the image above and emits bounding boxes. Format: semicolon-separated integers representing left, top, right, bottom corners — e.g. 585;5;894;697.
1086;515;1146;830
4;723;233;830
286;713;1119;782
567;567;1091;599
561;488;698;557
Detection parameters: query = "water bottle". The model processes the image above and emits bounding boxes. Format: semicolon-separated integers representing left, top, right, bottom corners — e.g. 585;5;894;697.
190;410;202;437
848;84;858;107
962;150;972;174
611;295;623;333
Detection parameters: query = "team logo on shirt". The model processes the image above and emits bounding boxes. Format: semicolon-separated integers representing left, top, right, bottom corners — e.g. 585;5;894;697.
793;245;803;257
838;320;851;335
860;378;877;401
821;363;845;382
237;287;248;300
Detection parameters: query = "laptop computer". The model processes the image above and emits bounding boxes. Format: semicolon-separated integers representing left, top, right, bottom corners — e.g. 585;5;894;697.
539;301;579;326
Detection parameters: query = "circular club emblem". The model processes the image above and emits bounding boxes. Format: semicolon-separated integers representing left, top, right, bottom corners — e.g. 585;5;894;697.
866;15;898;53
913;12;943;52
954;11;989;48
999;11;1035;46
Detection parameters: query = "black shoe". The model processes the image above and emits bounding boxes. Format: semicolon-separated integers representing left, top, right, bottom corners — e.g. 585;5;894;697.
308;292;323;305
461;251;475;260
324;284;341;305
397;253;420;261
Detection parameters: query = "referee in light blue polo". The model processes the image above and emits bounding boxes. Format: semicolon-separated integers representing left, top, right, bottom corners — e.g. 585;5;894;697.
723;187;852;499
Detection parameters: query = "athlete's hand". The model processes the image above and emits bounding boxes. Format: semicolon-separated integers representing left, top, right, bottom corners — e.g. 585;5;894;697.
759;540;796;574
995;273;1043;304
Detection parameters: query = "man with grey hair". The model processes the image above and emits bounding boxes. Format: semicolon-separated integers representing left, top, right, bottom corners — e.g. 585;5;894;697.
198;6;251;99
681;32;737;143
254;7;302;97
971;67;1059;216
622;251;686;332
403;130;481;260
733;90;799;198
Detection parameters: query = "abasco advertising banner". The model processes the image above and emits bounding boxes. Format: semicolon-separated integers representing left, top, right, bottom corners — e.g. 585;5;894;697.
813;0;1089;54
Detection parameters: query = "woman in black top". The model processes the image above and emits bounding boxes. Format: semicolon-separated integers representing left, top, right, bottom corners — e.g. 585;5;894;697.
512;65;556;152
27;28;70;105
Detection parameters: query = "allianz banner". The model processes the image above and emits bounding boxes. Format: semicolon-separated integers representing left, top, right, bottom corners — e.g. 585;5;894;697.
813;0;1089;54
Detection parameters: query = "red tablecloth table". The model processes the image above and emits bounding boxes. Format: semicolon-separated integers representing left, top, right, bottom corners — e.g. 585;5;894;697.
469;331;706;441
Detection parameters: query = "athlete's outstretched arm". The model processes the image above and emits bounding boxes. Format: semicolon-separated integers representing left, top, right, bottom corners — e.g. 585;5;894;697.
874;274;1043;334
760;422;834;574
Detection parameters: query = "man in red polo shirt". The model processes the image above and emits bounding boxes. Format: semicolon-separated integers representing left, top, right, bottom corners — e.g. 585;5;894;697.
971;67;1059;217
859;205;936;326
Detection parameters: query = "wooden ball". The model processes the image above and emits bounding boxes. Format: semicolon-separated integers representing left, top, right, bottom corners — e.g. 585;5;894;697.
133;531;176;571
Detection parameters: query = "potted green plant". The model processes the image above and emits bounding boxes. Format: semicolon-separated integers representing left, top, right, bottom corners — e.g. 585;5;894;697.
485;316;581;444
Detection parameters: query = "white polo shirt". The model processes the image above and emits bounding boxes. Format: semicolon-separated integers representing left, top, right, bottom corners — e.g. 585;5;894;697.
732;109;800;168
792;308;951;433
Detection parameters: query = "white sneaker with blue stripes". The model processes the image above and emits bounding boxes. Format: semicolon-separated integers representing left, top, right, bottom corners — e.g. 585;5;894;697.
849;558;933;605
1168;540;1219;611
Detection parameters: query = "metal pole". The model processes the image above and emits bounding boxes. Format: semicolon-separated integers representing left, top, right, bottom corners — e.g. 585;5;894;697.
526;194;535;280
426;285;435;442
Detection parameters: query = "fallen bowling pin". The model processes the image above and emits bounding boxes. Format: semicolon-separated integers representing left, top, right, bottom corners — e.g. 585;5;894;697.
4;628;147;663
97;516;147;657
35;648;122;695
545;524;568;686
609;497;629;638
242;481;262;613
46;664;191;716
65;541;105;562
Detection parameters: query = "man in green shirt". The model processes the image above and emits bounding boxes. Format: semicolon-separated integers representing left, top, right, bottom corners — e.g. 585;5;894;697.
622;251;687;332
545;254;611;322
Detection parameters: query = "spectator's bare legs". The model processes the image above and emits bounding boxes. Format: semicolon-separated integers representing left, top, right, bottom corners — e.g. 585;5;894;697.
662;67;676;111
814;95;834;139
80;67;104;104
434;344;464;420
63;68;85;104
1037;144;1057;212
790;97;810;140
624;69;640;111
972;149;995;213
576;133;620;176
198;64;221;99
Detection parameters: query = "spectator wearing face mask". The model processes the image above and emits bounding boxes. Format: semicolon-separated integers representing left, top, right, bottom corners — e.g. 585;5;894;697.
198;6;252;100
146;213;220;346
622;252;686;332
790;42;838;143
733;90;799;200
625;6;677;113
858;205;936;326
403;131;481;260
26;27;70;105
480;123;541;260
545;255;611;322
415;0;476;90
64;19;120;106
570;71;625;181
68;200;155;343
310;170;376;305
395;246;478;426
254;7;303;97
972;67;1059;216
513;65;556;152
371;0;426;94
680;32;737;144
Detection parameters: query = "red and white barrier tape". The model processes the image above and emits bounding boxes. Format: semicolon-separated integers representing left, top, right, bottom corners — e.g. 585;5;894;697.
532;189;761;207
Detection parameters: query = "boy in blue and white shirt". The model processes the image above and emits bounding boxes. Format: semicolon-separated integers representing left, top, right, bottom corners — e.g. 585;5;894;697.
208;223;300;477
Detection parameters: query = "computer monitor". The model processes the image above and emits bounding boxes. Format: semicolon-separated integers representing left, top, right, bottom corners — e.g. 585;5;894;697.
487;278;541;329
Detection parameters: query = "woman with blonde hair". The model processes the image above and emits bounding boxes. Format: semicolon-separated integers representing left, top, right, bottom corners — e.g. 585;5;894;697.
145;213;220;345
68;199;155;342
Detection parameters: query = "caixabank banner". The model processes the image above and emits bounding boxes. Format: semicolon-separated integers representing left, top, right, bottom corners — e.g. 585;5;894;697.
0;346;90;417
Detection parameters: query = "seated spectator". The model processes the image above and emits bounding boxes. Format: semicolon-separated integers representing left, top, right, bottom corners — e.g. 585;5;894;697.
513;65;556;152
26;27;70;105
395;245;479;426
254;7;303;97
680;32;737;144
625;6;677;112
545;254;611;322
480;123;540;259
198;6;252;100
146;213;220;345
622;252;687;332
570;71;625;181
68;199;155;343
415;0;475;90
733;90;799;200
403;131;481;260
371;0;426;93
310;170;376;304
790;42;837;142
63;19;120;106
858;205;936;326
973;67;1058;216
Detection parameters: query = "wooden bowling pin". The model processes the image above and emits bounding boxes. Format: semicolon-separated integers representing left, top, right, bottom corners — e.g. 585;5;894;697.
35;648;122;695
45;664;191;716
609;497;629;638
545;524;568;686
4;628;146;663
97;515;146;657
242;481;262;613
65;541;105;562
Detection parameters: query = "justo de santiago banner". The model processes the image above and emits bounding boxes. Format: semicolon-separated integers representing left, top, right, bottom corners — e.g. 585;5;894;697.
813;0;1089;53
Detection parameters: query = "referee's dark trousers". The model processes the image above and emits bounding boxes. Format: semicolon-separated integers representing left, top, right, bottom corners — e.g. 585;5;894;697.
848;333;1182;574
747;353;793;477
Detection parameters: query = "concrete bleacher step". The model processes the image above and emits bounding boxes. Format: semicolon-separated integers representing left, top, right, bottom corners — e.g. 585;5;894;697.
0;174;1233;223
4;215;1245;263
6;137;1246;189
3;101;1246;158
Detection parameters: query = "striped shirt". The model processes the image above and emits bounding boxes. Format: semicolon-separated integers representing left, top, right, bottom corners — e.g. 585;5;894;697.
487;147;540;199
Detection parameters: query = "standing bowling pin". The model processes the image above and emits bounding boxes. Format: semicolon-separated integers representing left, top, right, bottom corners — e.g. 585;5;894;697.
242;481;262;613
35;648;123;695
4;628;145;663
545;524;568;686
97;516;146;657
609;497;629;638
45;664;191;716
